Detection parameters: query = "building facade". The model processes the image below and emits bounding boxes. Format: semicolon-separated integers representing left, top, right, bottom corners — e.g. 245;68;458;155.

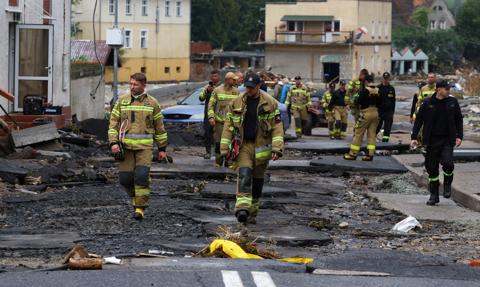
392;48;429;75
1;0;71;115
73;0;191;83
264;0;392;83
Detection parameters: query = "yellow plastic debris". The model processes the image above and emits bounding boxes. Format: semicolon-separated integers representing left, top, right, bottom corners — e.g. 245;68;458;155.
209;239;263;259
208;240;314;264
278;257;314;264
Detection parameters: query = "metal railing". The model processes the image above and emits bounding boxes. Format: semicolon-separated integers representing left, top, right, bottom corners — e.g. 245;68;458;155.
274;28;354;45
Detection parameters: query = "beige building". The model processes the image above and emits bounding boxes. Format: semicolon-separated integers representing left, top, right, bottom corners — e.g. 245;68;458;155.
73;0;191;82
264;0;392;82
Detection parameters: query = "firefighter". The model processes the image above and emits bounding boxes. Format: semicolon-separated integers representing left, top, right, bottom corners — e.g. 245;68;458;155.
344;75;381;161
411;73;436;123
348;69;369;123
376;72;396;142
285;76;312;137
199;70;221;159
220;73;284;224
411;80;463;206
321;82;336;139
329;80;350;139
208;72;240;166
109;73;168;220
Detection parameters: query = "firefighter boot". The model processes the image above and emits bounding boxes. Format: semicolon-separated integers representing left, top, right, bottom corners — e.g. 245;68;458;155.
133;207;145;220
235;168;252;223
426;181;440;206
343;153;357;160
443;173;453;199
249;178;264;224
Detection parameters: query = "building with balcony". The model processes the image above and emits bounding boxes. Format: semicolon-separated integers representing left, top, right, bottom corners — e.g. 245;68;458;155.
72;0;191;83
264;0;392;83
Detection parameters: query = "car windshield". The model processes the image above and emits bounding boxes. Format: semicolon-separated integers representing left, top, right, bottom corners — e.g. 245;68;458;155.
179;88;203;105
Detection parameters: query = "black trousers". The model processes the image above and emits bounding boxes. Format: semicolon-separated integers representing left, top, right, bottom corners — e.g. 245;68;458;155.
425;136;454;181
203;120;214;153
376;110;394;138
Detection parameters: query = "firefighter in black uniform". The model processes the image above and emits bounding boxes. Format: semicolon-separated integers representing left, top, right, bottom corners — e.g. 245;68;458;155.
411;80;463;206
376;72;396;142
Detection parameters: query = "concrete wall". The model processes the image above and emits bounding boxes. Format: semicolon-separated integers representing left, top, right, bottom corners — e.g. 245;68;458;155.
265;45;353;82
0;0;70;114
71;76;106;121
74;0;191;82
354;45;392;77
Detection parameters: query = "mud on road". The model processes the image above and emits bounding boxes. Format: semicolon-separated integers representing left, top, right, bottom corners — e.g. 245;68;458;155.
1;146;479;271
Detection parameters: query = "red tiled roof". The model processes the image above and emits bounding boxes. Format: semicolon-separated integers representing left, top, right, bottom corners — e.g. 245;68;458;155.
71;40;111;65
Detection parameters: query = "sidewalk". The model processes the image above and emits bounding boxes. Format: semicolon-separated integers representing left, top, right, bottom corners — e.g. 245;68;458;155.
393;153;480;213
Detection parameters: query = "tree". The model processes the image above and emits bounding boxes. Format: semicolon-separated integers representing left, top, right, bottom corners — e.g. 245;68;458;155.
410;7;430;30
455;0;480;64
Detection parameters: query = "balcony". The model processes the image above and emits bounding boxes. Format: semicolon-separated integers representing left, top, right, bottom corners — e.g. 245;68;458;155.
273;28;354;45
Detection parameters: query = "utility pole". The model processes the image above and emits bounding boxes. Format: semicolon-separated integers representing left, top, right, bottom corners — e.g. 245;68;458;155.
112;0;119;105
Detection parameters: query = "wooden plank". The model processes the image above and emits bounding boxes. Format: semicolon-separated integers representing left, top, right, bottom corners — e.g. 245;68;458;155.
11;122;60;147
0;88;15;102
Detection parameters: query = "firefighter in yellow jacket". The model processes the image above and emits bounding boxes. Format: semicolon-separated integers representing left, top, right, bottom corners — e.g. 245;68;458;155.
286;76;312;137
109;73;168;220
344;75;381;161
347;69;369;123
321;82;336;139
208;72;240;166
220;73;284;224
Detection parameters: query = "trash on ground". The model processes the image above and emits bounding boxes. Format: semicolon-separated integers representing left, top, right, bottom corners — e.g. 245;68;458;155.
64;245;103;270
104;256;122;265
391;215;422;233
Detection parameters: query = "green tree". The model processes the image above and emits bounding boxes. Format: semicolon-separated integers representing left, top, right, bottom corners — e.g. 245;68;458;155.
455;0;480;64
410;7;430;30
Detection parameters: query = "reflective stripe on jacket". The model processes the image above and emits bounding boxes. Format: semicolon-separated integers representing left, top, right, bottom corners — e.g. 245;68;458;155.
109;93;168;150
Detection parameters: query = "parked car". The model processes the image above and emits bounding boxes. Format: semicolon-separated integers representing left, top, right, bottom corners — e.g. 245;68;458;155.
310;88;328;128
162;87;205;123
162;87;291;130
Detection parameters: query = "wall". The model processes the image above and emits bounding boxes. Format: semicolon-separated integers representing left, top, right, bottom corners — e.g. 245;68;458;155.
0;1;12;114
265;45;352;82
71;76;106;121
353;45;392;77
73;0;191;82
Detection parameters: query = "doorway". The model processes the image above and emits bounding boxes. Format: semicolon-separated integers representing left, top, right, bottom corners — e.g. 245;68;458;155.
14;24;53;111
323;63;340;83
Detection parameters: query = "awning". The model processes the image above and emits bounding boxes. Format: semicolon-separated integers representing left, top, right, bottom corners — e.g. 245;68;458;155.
320;55;341;63
281;15;334;22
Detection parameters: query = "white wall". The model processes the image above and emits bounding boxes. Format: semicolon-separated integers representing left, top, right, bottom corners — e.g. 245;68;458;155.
71;76;106;121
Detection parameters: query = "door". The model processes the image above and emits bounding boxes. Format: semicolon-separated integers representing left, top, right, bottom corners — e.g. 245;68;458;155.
323;63;340;83
14;25;53;111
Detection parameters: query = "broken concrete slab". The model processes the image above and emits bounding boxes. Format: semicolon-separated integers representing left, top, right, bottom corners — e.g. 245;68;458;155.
369;192;480;223
11;122;60;147
0;158;29;184
150;164;235;179
200;183;296;200
310;156;408;174
0;232;81;249
286;140;410;154
249;225;333;247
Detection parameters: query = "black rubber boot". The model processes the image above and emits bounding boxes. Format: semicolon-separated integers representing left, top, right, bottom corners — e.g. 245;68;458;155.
426;181;440;206
236;210;249;223
443;174;453;198
235;168;252;224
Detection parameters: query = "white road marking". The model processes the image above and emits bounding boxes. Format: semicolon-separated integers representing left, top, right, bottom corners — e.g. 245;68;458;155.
251;271;277;287
222;270;244;287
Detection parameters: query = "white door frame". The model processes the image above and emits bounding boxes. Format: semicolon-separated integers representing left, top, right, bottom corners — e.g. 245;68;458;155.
14;24;53;111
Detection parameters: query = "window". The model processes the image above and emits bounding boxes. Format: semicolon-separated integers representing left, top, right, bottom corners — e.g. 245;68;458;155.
176;66;181;73
384;21;389;38
165;0;171;17
141;67;147;74
109;0;114;14
287;21;295;31
124;29;132;48
164;67;170;73
142;0;148;16
126;0;132;15
378;21;382;38
438;6;443;11
333;20;341;33
176;0;182;17
430;20;436;29
140;30;148;48
439;20;446;29
371;20;375;39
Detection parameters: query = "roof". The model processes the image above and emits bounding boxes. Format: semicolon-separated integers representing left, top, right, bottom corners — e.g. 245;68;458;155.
281;15;334;22
71;40;112;65
392;47;429;61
